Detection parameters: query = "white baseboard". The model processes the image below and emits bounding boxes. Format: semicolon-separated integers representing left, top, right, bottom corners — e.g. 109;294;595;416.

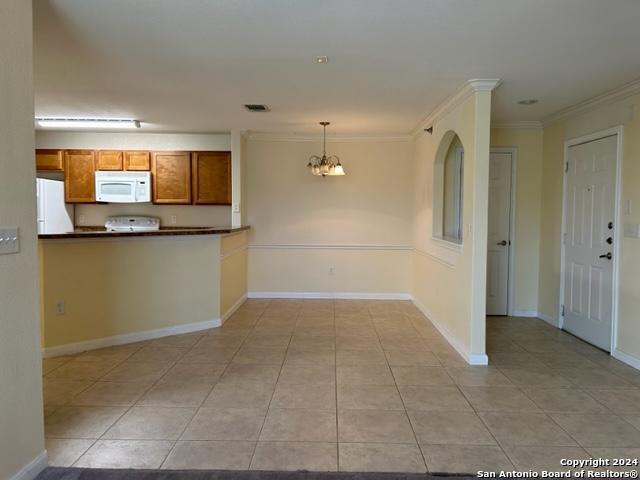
10;451;48;480
411;297;488;366
220;294;248;324
42;317;221;358
248;291;485;365
537;311;559;327
507;311;638;371
248;291;412;300
612;348;640;370
511;309;539;317
467;353;489;365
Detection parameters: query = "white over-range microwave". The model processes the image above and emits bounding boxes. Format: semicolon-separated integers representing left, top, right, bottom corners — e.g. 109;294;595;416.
95;171;151;203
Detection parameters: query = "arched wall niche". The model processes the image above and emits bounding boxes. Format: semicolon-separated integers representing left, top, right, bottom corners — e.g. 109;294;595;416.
433;130;464;243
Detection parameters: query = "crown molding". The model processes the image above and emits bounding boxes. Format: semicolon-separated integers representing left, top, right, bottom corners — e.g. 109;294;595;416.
245;132;413;143
468;78;503;92
411;78;502;137
542;77;640;126
491;121;542;130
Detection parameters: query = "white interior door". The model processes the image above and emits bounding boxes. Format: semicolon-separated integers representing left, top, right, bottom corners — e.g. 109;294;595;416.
563;135;617;351
486;151;513;315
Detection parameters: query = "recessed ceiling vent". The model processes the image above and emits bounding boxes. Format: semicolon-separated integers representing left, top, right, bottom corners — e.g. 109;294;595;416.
244;104;270;112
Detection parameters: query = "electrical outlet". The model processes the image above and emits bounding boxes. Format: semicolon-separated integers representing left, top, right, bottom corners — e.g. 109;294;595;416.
329;267;335;276
78;214;86;225
55;301;65;316
170;215;177;225
232;203;240;213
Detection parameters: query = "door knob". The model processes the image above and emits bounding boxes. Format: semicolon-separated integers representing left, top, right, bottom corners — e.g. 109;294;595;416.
497;240;508;246
599;252;612;260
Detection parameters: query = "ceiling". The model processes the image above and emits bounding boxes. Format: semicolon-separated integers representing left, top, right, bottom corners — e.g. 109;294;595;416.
34;0;640;135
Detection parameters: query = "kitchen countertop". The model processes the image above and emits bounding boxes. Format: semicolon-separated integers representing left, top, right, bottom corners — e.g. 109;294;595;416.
38;225;250;239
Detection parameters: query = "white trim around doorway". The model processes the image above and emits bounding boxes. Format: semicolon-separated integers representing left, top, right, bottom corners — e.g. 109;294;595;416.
489;147;518;316
559;126;624;355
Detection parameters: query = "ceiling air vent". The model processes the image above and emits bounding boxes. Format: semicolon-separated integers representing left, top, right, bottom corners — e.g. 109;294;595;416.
244;104;270;112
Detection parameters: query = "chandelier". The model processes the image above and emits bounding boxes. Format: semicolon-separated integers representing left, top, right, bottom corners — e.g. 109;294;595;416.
307;122;345;177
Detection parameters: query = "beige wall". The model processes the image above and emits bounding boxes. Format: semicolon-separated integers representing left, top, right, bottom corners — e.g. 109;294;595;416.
246;138;414;296
0;1;46;478
412;87;493;363
538;94;640;363
249;247;412;295
490;128;544;314
618;96;640;362
35;130;232;227
220;231;248;317
40;236;222;351
537;122;566;323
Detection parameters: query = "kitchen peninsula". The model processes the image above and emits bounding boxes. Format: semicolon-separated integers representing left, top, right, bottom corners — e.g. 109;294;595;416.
38;227;249;357
38;225;248;239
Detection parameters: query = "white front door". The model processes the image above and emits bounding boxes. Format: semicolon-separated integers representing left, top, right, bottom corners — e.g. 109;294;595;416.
486;151;513;315
563;134;617;351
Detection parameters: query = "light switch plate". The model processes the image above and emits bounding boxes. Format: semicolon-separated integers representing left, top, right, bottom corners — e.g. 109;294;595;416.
0;227;19;255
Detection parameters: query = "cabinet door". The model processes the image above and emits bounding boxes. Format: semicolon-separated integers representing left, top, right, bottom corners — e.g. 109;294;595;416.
96;150;123;170
36;149;64;171
151;151;191;204
124;151;150;171
192;151;231;205
64;150;96;203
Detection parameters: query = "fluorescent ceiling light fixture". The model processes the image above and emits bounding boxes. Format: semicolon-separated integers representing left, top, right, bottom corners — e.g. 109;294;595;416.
316;56;329;63
36;118;141;129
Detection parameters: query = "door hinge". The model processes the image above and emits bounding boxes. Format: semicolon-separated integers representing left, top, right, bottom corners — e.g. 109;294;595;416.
561;304;565;317
564;162;569;173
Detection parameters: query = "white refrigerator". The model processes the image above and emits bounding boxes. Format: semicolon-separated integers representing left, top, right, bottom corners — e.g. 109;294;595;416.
36;178;74;234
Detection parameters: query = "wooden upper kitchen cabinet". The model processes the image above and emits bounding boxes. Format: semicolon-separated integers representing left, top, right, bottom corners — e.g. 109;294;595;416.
151;151;191;204
64;150;96;203
96;150;124;170
124;151;150;171
191;151;232;205
36;149;64;171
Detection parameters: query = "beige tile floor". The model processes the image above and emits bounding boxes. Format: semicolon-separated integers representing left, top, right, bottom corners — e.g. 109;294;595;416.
43;299;640;473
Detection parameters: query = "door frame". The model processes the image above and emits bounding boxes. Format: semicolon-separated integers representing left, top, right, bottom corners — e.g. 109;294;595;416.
559;126;624;353
488;147;517;316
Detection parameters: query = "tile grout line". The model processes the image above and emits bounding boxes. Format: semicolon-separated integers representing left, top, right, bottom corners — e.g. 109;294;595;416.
460;360;591;464
458;381;522;470
248;299;291;470
89;348;185;466
157;333;233;470
47;303;640;471
53;343;155;466
160;300;268;469
489;325;640;450
378;306;430;473
80;330;223;466
227;301;271;468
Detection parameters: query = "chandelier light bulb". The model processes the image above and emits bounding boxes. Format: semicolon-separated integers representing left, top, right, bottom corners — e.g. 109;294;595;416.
307;122;346;177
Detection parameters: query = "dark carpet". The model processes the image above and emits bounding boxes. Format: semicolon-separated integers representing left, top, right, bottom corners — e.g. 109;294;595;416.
36;468;476;480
